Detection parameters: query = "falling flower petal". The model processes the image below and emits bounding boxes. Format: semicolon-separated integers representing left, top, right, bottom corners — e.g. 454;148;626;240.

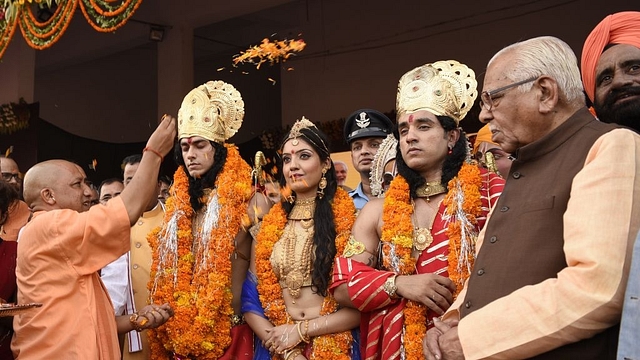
233;38;306;69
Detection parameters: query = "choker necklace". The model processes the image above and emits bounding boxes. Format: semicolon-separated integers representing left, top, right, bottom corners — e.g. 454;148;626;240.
415;182;446;201
289;197;316;220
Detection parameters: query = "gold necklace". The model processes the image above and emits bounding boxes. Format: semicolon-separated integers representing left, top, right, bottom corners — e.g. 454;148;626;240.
289;197;316;220
411;199;437;251
415;182;446;202
280;220;315;303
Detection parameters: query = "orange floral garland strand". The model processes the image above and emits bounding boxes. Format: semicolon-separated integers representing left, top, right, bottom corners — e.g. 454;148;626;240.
255;189;355;359
444;163;482;295
147;145;251;359
380;162;483;360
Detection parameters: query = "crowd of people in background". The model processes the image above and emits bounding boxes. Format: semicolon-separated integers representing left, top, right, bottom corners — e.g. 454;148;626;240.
0;10;639;360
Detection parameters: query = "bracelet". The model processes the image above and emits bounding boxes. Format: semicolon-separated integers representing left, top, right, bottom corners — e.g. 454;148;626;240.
303;319;310;342
296;320;310;343
129;312;149;332
382;274;399;299
143;147;164;161
283;347;303;360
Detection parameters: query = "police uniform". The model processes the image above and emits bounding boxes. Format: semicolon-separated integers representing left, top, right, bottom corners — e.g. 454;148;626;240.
343;109;393;210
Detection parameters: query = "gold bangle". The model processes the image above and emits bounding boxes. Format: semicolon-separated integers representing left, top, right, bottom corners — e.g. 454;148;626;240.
296;320;310;343
303;319;310;342
284;348;302;360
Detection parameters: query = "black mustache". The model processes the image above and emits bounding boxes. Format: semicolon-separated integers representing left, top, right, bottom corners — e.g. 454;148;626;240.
605;86;640;105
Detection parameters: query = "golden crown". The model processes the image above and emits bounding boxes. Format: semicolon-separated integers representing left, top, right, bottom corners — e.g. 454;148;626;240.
396;60;477;124
177;80;245;143
287;116;317;141
369;133;397;197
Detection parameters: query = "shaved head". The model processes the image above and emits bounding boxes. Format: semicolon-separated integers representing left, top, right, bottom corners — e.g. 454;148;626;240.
24;160;92;212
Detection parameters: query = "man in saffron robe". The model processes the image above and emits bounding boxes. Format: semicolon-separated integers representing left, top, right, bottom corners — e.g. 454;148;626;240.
330;60;504;360
11;116;176;359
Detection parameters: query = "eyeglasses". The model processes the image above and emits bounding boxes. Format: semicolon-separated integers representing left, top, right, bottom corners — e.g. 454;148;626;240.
480;76;538;111
1;172;21;182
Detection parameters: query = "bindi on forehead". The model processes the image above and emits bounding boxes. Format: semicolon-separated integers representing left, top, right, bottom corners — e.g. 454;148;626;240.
408;114;414;123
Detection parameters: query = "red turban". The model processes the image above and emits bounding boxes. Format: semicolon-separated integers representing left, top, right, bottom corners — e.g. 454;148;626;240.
581;11;640;102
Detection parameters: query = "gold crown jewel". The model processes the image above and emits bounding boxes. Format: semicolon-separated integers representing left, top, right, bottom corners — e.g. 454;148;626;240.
287;116;318;146
396;60;478;124
178;80;245;143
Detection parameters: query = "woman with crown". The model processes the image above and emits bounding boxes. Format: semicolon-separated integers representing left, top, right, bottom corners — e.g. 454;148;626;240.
241;117;361;360
147;80;261;359
330;61;506;360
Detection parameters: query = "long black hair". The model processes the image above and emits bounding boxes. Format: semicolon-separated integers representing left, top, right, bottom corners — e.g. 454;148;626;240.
173;141;227;212
0;181;19;230
395;115;467;199
278;126;337;297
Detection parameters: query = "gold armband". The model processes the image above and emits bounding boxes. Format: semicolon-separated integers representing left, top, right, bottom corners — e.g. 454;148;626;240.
382;274;399;299
343;235;366;257
230;314;245;326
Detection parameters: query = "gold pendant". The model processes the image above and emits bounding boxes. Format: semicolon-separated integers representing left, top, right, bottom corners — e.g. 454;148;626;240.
413;227;433;251
286;270;304;299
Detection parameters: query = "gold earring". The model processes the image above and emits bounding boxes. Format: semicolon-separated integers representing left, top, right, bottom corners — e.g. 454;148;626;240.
317;168;328;199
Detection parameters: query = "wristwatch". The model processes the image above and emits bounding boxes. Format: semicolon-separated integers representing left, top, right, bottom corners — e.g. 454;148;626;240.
383;274;399;299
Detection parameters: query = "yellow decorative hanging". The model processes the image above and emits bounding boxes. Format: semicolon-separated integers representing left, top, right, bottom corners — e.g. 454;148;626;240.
0;0;143;59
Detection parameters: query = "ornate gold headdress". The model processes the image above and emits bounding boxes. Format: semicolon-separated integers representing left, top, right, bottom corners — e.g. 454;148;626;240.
283;116;329;154
286;116;316;146
396;60;477;124
369;134;398;197
178;80;245;143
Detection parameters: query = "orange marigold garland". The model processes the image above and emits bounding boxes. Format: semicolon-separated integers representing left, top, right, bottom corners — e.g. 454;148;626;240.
255;189;355;359
443;162;483;295
380;162;483;360
147;144;251;359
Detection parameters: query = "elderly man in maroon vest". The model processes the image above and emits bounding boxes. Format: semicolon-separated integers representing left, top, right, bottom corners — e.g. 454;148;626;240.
424;36;640;360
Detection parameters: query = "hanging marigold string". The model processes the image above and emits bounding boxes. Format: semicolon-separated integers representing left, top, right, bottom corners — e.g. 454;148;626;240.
0;11;18;59
79;0;142;32
147;144;252;359
19;0;76;49
87;0;132;16
0;0;143;57
255;189;355;359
